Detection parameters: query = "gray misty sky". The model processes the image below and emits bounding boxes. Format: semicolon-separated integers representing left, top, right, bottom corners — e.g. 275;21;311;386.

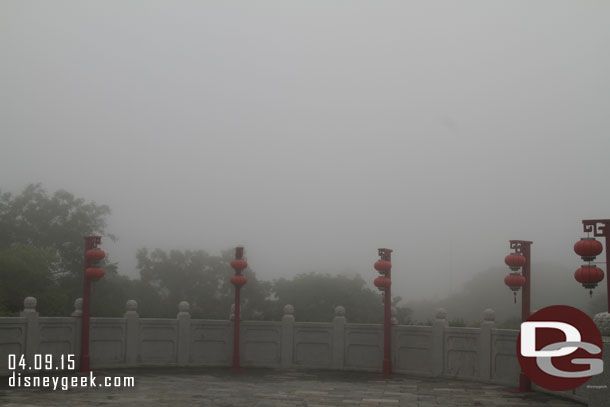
2;1;609;301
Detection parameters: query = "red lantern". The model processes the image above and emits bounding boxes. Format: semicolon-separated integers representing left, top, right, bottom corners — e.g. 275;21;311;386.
574;265;604;297
230;259;248;273
374;276;391;290
230;275;247;287
505;253;526;271
574;238;603;262
504;273;526;303
374;260;392;274
85;249;105;261
85;267;105;280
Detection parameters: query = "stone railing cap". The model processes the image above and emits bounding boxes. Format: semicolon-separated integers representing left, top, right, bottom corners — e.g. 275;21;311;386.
436;308;447;320
283;304;294;315
593;312;610;336
126;300;138;312
178;301;190;313
24;296;37;310
483;308;495;321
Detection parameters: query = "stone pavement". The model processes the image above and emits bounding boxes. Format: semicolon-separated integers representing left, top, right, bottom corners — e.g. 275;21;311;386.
0;367;585;407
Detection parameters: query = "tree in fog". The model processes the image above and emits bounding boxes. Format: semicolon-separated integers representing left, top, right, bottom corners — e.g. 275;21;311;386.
0;184;116;315
0;244;67;315
136;247;272;319
0;184;115;276
271;272;412;323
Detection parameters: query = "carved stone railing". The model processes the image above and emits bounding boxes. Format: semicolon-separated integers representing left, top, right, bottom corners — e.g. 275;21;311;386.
1;297;608;406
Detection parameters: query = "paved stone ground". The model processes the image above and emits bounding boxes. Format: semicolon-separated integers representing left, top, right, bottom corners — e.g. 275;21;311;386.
0;367;585;407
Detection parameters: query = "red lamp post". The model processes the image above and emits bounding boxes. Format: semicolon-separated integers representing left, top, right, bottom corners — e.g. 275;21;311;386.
373;248;392;377
230;246;247;371
503;239;532;392
80;236;106;373
574;219;608;310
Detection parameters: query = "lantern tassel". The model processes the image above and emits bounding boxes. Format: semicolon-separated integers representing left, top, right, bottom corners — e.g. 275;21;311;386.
513;292;517;304
590;290;593;298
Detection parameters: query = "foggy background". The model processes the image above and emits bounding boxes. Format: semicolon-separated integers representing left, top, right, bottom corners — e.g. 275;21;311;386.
2;1;609;304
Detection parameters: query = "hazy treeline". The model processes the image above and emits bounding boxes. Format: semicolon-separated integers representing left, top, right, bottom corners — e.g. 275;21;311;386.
0;184;411;323
407;264;606;328
1;184;605;326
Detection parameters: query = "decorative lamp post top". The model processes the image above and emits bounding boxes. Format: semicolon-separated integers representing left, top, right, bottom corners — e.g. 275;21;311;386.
378;248;393;261
582;219;610;237
231;246;248;274
509;240;533;254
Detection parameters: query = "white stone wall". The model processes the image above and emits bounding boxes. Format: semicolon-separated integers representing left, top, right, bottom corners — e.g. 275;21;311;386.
1;297;608;406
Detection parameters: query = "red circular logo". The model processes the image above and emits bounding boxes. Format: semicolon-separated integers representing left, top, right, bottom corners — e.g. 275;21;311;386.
517;305;603;391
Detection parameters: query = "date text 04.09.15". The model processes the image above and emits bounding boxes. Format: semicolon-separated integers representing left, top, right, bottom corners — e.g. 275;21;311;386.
8;354;76;371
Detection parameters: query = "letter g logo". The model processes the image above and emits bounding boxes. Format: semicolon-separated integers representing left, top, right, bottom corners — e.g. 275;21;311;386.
517;306;604;391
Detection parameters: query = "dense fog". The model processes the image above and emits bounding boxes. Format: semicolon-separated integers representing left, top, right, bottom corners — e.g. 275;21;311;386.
2;1;609;307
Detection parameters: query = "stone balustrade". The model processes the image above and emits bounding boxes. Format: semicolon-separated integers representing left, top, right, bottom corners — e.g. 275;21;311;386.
1;297;608;406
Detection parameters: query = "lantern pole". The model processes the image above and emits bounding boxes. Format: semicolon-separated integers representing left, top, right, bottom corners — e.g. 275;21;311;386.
81;236;103;373
230;246;248;371
383;256;391;377
582;219;610;312
509;239;532;392
232;282;241;371
373;248;393;377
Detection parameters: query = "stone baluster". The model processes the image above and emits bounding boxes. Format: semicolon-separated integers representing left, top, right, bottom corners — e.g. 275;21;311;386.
20;297;39;366
479;308;495;381
71;298;83;367
588;312;609;407
281;304;295;368
431;307;447;377
124;300;139;367
332;306;346;370
177;301;191;366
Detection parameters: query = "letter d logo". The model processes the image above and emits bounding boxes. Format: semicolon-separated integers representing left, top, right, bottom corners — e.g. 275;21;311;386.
517;305;604;391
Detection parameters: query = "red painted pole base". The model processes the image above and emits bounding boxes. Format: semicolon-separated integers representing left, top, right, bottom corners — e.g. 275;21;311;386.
519;372;531;392
231;349;241;372
79;355;90;373
507;373;531;393
382;359;391;377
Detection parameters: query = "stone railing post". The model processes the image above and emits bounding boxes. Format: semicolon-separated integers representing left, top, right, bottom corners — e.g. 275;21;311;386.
124;300;139;367
229;303;242;321
71;298;83;317
20;297;39;365
177;301;191;366
332;306;346;370
281;304;295;368
391;306;398;325
71;298;83;366
588;312;610;407
431;308;447;376
479;308;495;381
